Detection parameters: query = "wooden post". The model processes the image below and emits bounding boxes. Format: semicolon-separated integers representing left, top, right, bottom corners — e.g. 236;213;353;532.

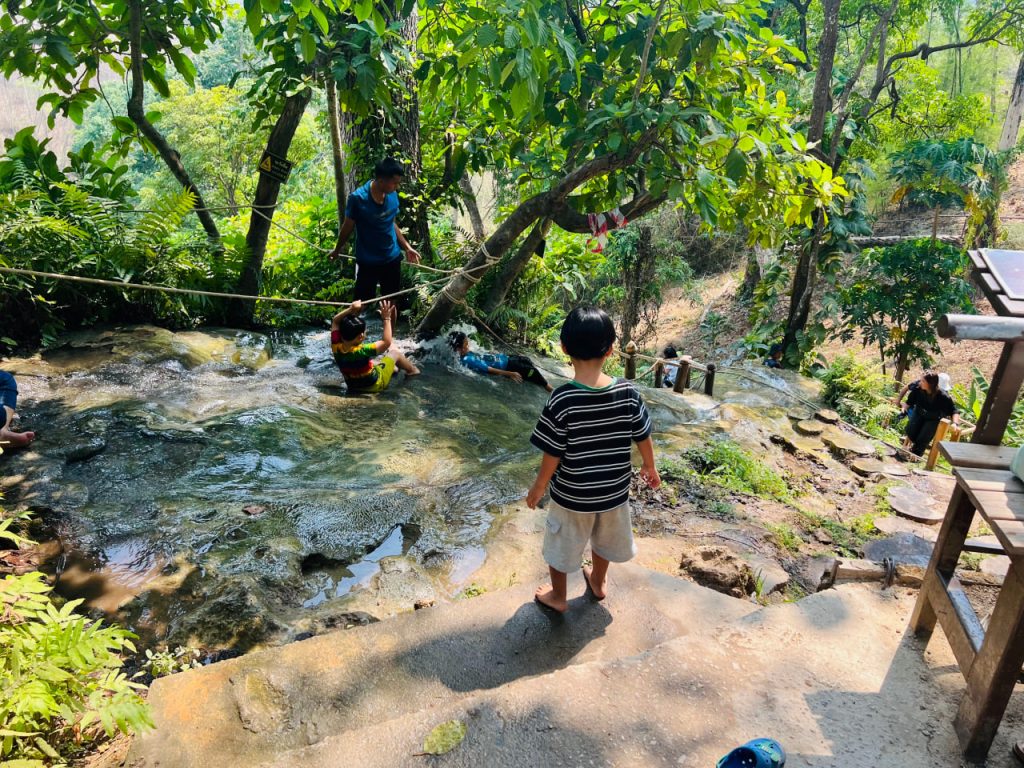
624;341;637;380
704;362;716;396
925;419;952;471
653;361;664;388
973;342;1024;446
674;356;691;392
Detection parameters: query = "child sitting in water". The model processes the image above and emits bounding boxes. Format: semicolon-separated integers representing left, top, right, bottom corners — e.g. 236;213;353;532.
0;370;35;449
447;331;552;392
331;300;419;392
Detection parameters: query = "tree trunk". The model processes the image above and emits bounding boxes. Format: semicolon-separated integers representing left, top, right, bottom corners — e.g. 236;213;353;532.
127;0;220;245
230;90;313;326
999;52;1024;151
781;0;840;358
415;141;657;337
458;173;487;240
738;246;765;302
325;75;349;226
479;218;551;317
932;206;940;243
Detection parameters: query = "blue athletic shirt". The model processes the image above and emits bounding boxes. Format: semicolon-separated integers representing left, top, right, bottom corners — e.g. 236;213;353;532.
345;180;401;265
461;352;508;375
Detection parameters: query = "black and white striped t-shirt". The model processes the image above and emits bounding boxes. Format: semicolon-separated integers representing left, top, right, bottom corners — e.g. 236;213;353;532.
530;378;653;513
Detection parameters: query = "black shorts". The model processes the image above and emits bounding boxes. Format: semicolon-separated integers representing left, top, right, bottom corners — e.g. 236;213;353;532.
354;259;402;303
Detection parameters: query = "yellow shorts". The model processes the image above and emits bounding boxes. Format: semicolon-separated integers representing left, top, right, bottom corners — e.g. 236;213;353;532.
360;355;396;393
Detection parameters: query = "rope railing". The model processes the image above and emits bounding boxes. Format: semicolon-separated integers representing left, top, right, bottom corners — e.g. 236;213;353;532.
0;265;457;309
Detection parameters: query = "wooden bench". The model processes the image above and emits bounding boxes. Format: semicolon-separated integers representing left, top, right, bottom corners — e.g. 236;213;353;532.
911;442;1024;760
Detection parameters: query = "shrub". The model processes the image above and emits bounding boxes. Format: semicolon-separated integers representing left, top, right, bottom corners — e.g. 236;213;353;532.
683;438;791;502
818;353;900;438
0;500;152;764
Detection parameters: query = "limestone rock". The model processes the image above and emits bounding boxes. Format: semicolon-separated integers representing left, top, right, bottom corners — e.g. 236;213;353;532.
679;546;755;598
794;419;825;436
981;556;1011;578
851;458;910;478
787;410;813;422
874;516;938;541
887;485;944;524
822;432;875;459
815;409;840;424
64;437;107;463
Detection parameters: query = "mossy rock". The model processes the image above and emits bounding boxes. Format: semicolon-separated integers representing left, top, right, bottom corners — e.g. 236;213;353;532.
794;419;825;437
851;458;911;478
822;432;875;458
787;410;813;422
815;409;841;424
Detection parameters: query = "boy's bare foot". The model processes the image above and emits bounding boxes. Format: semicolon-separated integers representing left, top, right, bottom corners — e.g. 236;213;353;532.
582;567;606;600
406;366;421;376
534;584;568;613
0;428;35;448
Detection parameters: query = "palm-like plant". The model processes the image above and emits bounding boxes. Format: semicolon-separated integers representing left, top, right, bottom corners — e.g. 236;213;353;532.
888;139;1006;243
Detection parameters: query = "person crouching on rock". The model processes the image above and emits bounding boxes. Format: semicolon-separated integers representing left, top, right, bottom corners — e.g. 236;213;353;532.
447;331;552;392
0;370;35;449
526;306;661;613
331;300;420;393
903;371;958;456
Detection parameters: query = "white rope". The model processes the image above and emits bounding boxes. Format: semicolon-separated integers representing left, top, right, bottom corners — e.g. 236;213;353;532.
0;265;455;309
247;207;456;276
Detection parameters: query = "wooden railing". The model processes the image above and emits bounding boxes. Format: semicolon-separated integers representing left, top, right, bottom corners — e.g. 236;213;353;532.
620;341;715;396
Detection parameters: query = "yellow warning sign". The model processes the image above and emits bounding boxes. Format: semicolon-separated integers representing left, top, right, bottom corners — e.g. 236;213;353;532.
257;151;293;183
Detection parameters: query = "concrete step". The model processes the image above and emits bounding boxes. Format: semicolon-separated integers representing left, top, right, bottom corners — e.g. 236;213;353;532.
129;563;757;768
251;584;1024;768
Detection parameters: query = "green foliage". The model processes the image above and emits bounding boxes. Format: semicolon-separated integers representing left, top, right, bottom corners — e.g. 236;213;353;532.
889;139;1004;220
684;438;791;502
817;354;899;437
765;523;803;554
0;572;153;764
951;366;1024;447
833;240;974;381
421;720;467;756
797;509;880;558
138;646;203;679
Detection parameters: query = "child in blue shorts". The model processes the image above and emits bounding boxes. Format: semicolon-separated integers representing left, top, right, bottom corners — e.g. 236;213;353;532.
0;371;34;449
447;331;552;392
526;306;660;612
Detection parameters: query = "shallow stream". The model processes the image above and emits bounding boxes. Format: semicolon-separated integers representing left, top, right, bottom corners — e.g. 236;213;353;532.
1;324;817;651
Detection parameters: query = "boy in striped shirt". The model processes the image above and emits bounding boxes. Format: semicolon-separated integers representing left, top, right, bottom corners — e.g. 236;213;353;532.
527;306;660;613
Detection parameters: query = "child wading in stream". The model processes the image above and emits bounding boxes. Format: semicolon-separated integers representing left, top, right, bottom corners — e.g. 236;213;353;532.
526;306;661;612
447;331;553;392
331;299;420;392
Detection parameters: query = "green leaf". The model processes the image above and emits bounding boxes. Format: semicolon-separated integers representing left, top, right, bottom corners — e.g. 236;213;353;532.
245;0;262;35
300;31;316;63
725;148;747;182
422;720;467;755
354;0;372;23
309;4;329;35
111;117;135;134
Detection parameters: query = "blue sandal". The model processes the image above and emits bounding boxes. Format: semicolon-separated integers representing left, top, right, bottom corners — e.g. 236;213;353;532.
717;738;785;768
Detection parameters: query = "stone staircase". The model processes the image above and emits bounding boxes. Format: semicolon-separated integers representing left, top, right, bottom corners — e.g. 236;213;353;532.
127;564;1024;768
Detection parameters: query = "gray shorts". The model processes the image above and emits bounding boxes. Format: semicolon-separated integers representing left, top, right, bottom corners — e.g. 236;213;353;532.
542;499;636;574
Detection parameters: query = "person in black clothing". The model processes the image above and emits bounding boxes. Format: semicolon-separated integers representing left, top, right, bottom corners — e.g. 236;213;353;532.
902;371;959;456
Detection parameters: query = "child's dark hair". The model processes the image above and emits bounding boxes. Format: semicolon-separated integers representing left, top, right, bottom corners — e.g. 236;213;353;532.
663;345;678;359
338;314;367;342
374;157;405;179
561;306;616;360
447;331;467;351
768;342;784;358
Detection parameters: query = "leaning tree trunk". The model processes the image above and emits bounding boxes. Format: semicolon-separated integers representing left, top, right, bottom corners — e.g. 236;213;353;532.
231;90;313;326
479;218;551;316
999;52;1024;151
781;0;841;358
415;140;662;337
127;0;220;245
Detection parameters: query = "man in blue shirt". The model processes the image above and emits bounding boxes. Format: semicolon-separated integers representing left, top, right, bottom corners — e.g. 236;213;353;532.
328;157;421;302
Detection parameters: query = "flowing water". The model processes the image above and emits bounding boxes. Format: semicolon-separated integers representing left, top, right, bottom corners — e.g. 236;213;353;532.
1;325;815;651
